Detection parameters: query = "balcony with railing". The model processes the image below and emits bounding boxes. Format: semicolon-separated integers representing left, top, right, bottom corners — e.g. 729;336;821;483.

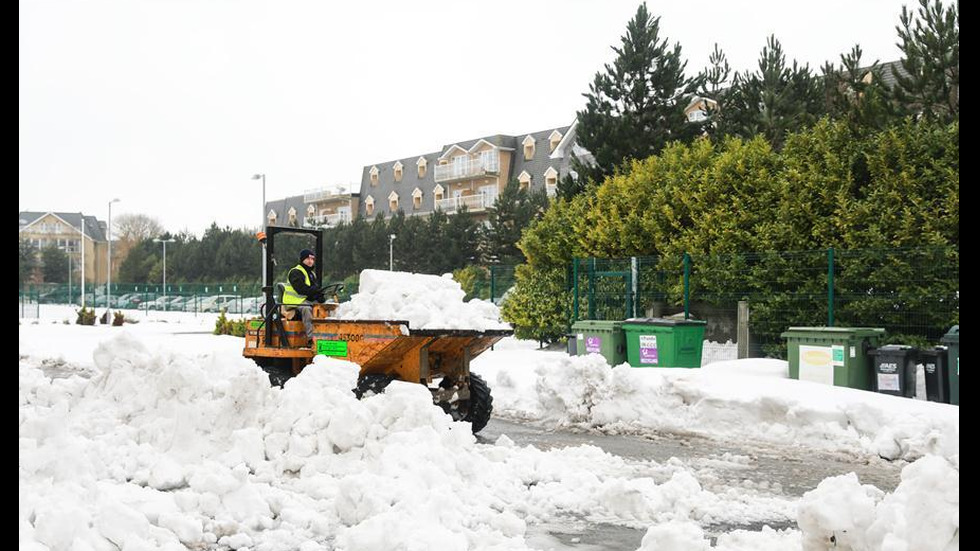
433;154;500;183
303;187;351;204
434;193;498;214
304;212;352;228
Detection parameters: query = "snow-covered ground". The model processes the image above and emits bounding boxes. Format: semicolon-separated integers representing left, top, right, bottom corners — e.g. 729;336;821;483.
20;273;958;550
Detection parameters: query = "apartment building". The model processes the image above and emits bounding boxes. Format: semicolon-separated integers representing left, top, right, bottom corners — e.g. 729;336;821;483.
19;211;110;284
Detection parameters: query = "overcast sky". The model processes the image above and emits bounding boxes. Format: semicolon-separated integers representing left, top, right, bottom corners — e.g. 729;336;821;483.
19;0;940;237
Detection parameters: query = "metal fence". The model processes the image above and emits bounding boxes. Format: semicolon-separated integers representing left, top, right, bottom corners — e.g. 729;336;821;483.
18;282;266;316
570;246;959;358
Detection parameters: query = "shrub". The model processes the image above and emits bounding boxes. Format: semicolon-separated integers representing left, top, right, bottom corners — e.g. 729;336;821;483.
214;309;247;337
76;307;96;326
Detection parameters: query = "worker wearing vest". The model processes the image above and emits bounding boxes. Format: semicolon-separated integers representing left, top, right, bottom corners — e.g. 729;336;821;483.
283;248;325;348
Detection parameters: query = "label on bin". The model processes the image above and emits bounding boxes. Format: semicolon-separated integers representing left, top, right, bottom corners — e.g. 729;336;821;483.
877;373;900;391
799;345;834;386
639;335;659;364
925;362;937;374
832;345;845;366
585;336;602;353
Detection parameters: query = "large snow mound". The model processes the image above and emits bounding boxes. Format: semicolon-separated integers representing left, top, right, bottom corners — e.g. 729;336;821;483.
335;269;511;331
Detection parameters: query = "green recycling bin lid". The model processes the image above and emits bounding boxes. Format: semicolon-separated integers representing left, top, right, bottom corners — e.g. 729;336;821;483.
623;317;706;326
941;325;959;345
572;320;625;330
781;326;885;338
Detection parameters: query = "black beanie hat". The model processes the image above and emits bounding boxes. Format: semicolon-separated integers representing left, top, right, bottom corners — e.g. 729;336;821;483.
299;249;315;262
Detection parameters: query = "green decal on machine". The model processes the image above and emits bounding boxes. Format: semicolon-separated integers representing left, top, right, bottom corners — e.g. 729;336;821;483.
247;319;264;330
317;340;348;357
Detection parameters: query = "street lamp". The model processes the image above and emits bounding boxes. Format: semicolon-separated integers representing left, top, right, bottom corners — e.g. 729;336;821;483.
153;237;176;310
252;174;267;288
107;198;120;319
78;214;86;308
389;234;396;271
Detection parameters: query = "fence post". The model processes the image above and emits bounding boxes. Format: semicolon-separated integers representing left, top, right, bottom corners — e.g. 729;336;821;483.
683;252;690;320
588;257;596;320
827;247;834;327
572;258;579;321
630;257;638;319
490;265;496;304
737;299;750;359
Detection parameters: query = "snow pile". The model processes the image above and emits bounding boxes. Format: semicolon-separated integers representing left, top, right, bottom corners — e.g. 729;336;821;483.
335;269;511;331
475;352;959;462
21;332;795;550
797;455;959;550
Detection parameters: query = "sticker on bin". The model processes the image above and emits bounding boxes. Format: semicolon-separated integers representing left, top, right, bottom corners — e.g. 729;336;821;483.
799;345;834;386
639;335;659;364
877;373;900;391
585;336;602;353
832;345;845;366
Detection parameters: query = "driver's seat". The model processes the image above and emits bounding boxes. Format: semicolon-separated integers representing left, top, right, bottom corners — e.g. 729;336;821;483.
274;282;298;320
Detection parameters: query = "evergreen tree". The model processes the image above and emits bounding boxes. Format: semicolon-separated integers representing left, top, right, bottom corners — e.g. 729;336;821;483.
820;45;898;133
694;43;731;140
891;0;958;122
574;2;701;188
40;244;69;283
481;181;548;264
19;238;39;286
718;36;824;150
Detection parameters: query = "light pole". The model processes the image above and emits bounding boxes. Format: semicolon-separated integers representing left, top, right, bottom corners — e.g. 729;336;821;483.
252;174;267;288
78;214;86;308
389;234;396;271
154;237;176;310
107;198;120;320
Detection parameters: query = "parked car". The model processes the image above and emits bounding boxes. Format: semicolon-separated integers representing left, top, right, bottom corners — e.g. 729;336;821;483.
200;294;242;313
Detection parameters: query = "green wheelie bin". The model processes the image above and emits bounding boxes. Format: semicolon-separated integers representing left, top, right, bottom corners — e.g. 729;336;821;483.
621;318;707;368
571;320;628;366
941;325;959;405
781;327;885;390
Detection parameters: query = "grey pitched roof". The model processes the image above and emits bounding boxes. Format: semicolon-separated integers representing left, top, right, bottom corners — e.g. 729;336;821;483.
358;149;445;218
19;211;107;241
264;194;307;226
357;124;577;218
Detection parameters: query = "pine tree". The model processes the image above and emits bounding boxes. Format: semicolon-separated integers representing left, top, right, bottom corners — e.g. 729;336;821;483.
574;2;701;188
718;36;824;150
891;0;958;122
19;238;39;286
481;181;548;264
40;244;69;283
820;45;898;133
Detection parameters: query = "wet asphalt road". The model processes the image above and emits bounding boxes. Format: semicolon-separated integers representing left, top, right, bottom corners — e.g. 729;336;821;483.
478;416;904;550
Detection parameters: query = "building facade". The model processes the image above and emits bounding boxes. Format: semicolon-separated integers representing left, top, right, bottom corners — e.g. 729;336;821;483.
19;211;111;284
263;120;593;229
357;120;591;224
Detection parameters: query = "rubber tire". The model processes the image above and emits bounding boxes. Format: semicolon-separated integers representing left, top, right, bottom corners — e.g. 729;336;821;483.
464;373;493;434
353;373;395;399
253;358;295;388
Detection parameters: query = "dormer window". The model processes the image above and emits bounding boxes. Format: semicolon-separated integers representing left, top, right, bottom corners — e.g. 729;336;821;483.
268;210;277;225
417;157;427;178
388;191;399;211
549;130;563;153
412;187;423;209
433;184;445;203
544;167;559;197
393;161;403;182
518;170;532;191
365;196;375;216
522;135;535;160
288;207;297;226
307;205;315;215
370;166;379;186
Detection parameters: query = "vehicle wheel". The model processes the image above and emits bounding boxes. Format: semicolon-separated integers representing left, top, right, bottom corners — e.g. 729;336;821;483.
254;358;294;388
463;373;493;434
353;373;395;399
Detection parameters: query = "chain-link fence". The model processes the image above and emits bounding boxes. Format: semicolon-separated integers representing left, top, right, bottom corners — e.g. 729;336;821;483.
19;282;265;316
570;246;959;358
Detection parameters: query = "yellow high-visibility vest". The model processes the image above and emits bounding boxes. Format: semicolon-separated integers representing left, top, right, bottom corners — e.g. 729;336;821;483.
282;264;311;305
